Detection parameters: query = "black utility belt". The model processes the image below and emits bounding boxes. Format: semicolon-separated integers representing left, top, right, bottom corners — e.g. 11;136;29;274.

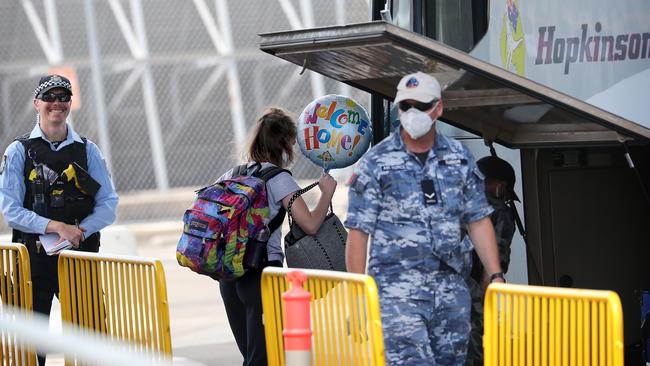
20;239;52;256
17;234;61;256
18;233;101;255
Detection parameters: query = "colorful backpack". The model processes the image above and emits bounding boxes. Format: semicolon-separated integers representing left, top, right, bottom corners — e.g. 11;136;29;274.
176;163;288;280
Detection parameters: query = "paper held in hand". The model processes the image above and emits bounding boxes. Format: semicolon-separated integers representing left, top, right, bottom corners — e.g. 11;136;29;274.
38;233;72;255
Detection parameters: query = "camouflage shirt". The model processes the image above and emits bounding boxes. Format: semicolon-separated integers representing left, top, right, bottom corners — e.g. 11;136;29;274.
345;127;493;300
470;196;516;281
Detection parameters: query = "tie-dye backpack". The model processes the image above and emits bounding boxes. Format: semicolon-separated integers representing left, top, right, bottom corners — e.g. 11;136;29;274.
176;163;288;280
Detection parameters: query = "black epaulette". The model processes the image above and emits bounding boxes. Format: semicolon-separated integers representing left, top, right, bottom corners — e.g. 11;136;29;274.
15;132;31;142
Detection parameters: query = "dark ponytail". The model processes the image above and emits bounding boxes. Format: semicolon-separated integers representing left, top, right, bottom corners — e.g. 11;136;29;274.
245;107;297;167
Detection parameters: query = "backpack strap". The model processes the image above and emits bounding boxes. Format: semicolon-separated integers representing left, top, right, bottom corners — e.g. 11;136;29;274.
232;163;250;178
267;207;286;233
253;165;292;233
254;165;291;181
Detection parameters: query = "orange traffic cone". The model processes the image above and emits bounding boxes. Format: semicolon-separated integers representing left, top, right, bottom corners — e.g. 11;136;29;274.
282;270;312;366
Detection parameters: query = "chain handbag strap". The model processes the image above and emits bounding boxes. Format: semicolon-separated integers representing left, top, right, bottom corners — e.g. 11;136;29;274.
286;181;333;226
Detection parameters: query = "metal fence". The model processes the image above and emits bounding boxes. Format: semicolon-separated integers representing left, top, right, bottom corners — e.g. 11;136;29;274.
58;250;172;363
261;267;386;366
0;0;370;227
484;283;625;366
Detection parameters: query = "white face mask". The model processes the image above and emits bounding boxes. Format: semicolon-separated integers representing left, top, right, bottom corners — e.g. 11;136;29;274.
400;108;433;139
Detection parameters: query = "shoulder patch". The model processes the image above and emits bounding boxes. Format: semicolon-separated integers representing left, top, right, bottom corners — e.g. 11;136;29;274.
349;173;370;192
346;172;358;186
0;155;6;175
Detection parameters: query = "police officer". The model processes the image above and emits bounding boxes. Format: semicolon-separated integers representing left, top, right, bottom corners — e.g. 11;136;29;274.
0;74;118;365
466;155;518;365
345;72;504;365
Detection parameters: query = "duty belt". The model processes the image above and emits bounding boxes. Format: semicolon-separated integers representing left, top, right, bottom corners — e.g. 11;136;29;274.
15;234;46;256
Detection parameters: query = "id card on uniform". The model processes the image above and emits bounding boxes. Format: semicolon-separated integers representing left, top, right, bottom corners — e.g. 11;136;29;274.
421;179;438;205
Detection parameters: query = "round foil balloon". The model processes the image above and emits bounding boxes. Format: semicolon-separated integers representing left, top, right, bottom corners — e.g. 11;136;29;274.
297;95;372;170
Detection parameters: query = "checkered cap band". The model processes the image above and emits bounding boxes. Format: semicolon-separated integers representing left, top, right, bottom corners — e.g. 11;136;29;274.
33;75;73;98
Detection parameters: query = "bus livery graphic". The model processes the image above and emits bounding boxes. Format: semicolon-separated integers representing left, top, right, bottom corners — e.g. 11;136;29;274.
501;0;526;76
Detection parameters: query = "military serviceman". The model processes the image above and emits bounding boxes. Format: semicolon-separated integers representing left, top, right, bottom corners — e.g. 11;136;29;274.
465;155;518;365
345;72;504;365
0;74;118;365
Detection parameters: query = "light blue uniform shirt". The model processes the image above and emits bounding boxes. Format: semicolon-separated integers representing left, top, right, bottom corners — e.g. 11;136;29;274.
345;126;492;299
0;123;118;237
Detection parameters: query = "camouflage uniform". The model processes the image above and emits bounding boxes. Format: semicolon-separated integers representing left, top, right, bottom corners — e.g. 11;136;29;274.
465;197;516;366
345;127;493;365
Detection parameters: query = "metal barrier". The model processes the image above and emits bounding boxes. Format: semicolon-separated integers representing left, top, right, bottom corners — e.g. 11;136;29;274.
261;267;386;366
0;243;35;366
484;283;624;366
58;251;172;364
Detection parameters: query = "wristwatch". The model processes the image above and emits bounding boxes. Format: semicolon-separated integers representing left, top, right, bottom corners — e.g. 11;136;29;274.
489;272;506;283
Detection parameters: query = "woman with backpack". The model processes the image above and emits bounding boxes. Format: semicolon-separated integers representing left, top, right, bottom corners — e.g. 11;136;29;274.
217;107;337;366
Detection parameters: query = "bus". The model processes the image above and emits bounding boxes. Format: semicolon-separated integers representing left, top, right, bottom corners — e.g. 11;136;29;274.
259;0;650;361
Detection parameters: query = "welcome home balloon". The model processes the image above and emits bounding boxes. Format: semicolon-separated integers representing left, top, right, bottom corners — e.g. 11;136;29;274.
297;95;372;170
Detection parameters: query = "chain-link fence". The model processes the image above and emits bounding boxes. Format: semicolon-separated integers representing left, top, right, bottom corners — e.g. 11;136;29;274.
0;0;370;229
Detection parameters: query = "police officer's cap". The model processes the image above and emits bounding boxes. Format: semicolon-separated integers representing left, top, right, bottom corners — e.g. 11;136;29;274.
34;74;73;98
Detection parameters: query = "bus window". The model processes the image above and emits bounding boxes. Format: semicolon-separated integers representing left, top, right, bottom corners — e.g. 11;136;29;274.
390;0;488;52
386;0;489;139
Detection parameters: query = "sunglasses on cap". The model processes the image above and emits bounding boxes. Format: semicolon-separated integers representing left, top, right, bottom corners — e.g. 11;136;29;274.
39;92;72;103
398;99;438;112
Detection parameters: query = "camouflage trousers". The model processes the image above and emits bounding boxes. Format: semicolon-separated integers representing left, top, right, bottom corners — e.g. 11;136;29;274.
465;277;485;366
380;271;471;365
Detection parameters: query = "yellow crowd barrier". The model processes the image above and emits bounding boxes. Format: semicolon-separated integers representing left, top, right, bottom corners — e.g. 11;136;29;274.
57;251;172;364
261;267;386;366
0;243;36;366
484;283;624;366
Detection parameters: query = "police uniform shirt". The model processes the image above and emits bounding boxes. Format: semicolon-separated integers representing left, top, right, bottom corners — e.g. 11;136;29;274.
345;126;493;300
0;123;118;236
